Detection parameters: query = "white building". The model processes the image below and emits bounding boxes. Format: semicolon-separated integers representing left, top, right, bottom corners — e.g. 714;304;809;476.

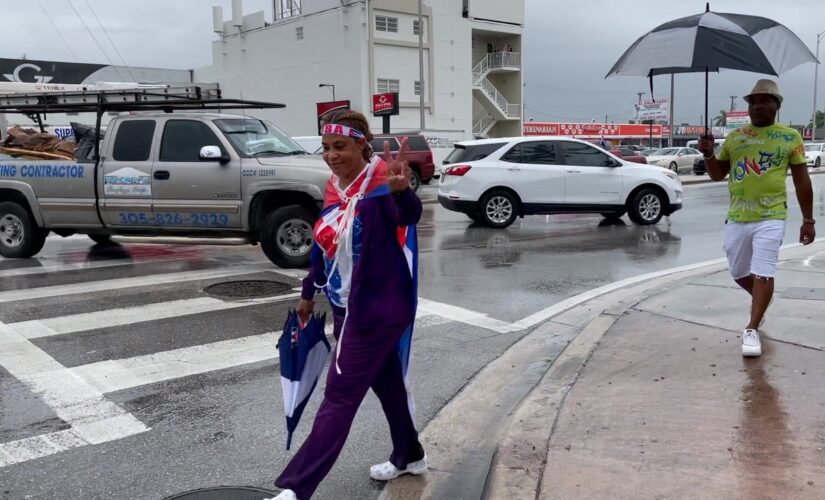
195;0;523;142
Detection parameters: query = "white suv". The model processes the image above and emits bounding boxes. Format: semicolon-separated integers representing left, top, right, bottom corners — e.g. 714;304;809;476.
438;137;683;228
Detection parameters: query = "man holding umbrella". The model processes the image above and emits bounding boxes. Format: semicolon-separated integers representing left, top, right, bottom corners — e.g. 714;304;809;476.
699;79;815;357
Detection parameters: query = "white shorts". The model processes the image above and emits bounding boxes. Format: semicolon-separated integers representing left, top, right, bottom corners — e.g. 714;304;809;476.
723;220;785;279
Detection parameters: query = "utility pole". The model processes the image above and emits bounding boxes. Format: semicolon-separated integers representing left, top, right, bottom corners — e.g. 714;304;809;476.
812;29;825;142
729;95;737;112
418;0;425;132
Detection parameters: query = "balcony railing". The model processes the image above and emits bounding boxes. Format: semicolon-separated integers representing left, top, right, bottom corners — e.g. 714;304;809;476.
472;52;521;84
489;51;521;70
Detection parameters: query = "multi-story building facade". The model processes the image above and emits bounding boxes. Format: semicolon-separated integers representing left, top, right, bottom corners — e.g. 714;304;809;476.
195;0;523;141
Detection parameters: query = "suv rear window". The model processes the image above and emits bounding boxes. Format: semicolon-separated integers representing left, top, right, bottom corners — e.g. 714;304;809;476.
370;137;399;152
444;142;506;164
404;135;430;150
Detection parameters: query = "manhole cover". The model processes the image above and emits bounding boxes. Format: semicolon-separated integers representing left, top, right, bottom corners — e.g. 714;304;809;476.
163;486;276;500
204;280;291;299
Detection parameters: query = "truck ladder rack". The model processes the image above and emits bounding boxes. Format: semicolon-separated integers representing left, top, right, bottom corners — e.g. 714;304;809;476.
0;84;285;114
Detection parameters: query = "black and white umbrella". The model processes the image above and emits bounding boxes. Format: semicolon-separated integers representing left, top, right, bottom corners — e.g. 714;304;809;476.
607;3;817;132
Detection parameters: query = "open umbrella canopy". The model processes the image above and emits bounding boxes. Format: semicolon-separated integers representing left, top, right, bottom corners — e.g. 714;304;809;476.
278;310;330;450
606;6;816;78
606;3;817;132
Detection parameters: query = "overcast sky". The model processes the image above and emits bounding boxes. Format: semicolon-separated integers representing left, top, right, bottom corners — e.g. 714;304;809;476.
2;0;824;127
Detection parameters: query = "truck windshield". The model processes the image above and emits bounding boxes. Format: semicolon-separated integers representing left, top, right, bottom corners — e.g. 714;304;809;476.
214;119;306;157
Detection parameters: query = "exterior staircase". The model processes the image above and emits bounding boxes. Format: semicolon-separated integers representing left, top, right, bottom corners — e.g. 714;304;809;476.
472;52;521;122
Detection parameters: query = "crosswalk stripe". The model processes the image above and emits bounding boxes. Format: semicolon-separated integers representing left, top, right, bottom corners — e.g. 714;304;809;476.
0;256;174;279
417;298;519;333
0;263;276;303
0;322;148;466
72;332;283;394
9;293;301;339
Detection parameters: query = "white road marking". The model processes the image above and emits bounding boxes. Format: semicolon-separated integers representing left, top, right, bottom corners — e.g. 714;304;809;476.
0;257;174;279
0;322;148;467
72;332;283;394
417;298;518;333
9;293;301;339
0;264;276;303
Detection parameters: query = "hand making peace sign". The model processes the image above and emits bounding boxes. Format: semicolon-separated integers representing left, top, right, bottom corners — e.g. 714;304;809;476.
383;136;413;193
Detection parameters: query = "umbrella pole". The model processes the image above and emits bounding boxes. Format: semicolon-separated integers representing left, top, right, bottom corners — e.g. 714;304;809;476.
705;68;709;136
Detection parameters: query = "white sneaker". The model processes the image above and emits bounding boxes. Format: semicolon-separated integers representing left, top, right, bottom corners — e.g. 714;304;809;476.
264;489;297;500
742;329;762;357
370;456;428;481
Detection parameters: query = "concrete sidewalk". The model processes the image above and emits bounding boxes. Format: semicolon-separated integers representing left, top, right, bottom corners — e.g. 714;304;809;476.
383;242;825;500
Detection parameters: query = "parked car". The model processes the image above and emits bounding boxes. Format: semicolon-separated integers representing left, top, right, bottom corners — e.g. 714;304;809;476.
804;142;825;168
645;147;703;173
639;148;659;156
438;137;683;228
292;135;323;154
585;140;648;164
369;133;435;191
692;143;724;175
609;146;648;165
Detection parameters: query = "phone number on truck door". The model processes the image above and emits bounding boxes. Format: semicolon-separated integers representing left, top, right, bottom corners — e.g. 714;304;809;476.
118;212;230;226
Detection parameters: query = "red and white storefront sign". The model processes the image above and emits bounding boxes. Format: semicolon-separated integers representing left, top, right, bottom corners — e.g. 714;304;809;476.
372;92;397;115
523;122;662;139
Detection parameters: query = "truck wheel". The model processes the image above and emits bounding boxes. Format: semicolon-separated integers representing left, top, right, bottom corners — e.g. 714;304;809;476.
409;170;421;192
88;234;115;245
627;188;664;225
0;202;48;258
260;205;315;268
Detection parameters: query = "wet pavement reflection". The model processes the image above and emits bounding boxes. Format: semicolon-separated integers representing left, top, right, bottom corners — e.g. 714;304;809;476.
738;344;796;496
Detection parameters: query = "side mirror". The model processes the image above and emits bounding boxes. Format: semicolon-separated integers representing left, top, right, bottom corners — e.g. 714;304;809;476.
200;145;230;165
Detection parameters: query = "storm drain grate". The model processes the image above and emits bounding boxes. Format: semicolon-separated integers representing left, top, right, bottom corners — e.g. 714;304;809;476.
163;486;276;500
204;280;291;299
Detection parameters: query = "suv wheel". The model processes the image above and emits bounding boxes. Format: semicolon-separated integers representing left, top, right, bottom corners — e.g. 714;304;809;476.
816;157;821;168
0;201;48;258
627;188;664;225
259;205;315;268
409;170;421;192
479;190;518;228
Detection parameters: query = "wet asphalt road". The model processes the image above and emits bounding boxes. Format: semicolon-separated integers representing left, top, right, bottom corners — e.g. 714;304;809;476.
1;175;823;499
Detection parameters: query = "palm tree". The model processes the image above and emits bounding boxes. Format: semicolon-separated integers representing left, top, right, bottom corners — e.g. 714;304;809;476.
713;110;727;127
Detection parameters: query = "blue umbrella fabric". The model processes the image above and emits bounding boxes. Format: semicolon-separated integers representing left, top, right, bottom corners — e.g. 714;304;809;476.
606;3;817;131
277;310;330;450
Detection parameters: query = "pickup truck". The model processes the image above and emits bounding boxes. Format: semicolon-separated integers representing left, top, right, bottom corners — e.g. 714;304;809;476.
0;111;330;268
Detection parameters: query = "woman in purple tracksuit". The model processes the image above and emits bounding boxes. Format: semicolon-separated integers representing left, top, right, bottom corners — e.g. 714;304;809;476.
271;111;426;500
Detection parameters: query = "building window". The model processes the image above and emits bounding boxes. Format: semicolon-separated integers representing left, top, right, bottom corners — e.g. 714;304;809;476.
295;26;303;40
413;20;420;36
414;81;422;96
377;78;400;94
376;15;398;33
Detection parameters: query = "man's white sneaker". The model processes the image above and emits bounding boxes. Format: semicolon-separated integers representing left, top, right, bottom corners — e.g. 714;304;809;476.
742;329;762;357
263;489;297;500
370;456;428;481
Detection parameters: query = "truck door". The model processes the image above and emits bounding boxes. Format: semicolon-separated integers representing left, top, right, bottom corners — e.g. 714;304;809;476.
100;119;158;228
151;119;241;230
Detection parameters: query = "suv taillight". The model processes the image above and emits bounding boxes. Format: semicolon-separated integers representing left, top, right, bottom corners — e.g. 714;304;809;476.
445;165;472;176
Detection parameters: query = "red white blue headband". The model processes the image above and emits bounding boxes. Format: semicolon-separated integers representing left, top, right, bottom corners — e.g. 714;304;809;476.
322;123;365;139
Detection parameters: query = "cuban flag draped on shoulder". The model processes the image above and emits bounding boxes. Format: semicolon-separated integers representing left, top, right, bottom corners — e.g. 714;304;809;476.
312;155;419;393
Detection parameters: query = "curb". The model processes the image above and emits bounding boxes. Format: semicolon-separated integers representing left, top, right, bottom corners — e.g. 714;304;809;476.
379;257;732;500
680;167;825;186
481;241;824;500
